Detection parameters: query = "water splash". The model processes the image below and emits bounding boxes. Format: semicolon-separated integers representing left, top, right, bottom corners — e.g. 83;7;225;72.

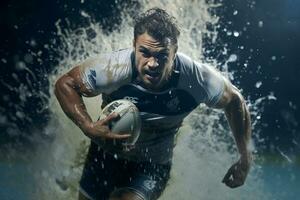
14;0;276;199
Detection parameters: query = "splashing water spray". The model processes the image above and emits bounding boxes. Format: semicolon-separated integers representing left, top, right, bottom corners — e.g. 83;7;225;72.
30;0;274;199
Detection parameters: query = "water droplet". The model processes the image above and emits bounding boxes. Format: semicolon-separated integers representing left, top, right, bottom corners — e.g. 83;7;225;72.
267;93;277;100
15;61;26;70
258;21;263;28
233;10;238;15
255;81;262;88
277;147;293;163
16;111;25;119
30;39;37;47
1;58;7;63
233;31;239;37
271;56;276;61
12;73;18;80
228;54;237;62
226;31;232;36
80;11;89;18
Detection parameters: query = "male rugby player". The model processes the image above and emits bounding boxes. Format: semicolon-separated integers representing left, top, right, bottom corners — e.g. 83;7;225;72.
55;8;252;200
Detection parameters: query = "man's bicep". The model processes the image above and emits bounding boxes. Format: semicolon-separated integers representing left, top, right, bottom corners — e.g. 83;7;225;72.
212;79;241;109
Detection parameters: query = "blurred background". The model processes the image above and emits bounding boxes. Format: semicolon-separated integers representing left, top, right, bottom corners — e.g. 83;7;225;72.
0;0;299;199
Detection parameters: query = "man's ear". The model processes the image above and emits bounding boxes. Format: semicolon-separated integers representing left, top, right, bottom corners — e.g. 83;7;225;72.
174;44;178;53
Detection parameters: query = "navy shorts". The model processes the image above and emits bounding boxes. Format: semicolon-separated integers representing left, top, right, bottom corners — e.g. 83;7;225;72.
79;142;171;200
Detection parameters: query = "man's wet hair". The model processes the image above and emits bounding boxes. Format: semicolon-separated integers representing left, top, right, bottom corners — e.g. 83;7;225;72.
134;8;180;46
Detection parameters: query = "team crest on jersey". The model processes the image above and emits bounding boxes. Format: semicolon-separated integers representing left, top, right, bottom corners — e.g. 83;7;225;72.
124;96;139;104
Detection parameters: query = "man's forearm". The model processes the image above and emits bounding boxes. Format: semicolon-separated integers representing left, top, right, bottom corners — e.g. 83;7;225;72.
54;74;93;133
224;92;252;161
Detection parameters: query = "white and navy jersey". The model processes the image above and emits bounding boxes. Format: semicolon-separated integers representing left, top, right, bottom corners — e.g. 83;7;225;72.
80;48;225;164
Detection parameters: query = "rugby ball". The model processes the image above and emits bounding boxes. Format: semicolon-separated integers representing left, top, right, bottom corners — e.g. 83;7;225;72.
99;99;141;145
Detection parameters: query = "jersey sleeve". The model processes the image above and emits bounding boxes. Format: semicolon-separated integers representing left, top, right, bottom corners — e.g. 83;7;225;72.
79;49;133;94
176;53;225;106
194;61;225;106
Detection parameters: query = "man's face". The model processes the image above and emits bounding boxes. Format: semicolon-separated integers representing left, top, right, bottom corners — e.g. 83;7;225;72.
133;32;177;91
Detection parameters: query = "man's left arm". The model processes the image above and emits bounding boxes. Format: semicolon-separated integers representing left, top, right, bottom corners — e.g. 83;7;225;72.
212;78;252;188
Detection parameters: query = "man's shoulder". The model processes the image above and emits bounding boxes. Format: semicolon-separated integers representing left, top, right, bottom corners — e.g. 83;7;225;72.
176;52;226;106
101;48;133;65
175;52;204;72
111;48;133;59
79;48;133;67
79;48;133;94
175;52;193;66
175;52;198;77
175;52;215;75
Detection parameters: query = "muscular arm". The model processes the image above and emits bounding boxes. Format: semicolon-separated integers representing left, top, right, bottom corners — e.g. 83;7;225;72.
54;66;130;140
215;80;252;161
211;78;252;188
54;66;97;135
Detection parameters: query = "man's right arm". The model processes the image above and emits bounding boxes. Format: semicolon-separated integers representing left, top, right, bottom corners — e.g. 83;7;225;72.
54;66;131;140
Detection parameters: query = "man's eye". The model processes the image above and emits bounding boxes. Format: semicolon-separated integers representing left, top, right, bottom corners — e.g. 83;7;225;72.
142;53;151;58
140;51;151;58
158;54;169;61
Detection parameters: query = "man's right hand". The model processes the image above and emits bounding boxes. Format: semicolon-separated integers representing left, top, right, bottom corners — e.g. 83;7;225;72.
82;112;131;140
55;66;131;142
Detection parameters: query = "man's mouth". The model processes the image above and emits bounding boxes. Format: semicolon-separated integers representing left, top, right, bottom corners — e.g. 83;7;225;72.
145;70;160;78
144;70;161;84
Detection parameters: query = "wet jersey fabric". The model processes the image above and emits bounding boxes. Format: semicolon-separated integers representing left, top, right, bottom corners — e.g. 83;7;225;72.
80;48;225;164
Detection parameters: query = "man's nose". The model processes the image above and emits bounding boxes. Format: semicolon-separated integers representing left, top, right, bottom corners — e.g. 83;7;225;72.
147;57;159;69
